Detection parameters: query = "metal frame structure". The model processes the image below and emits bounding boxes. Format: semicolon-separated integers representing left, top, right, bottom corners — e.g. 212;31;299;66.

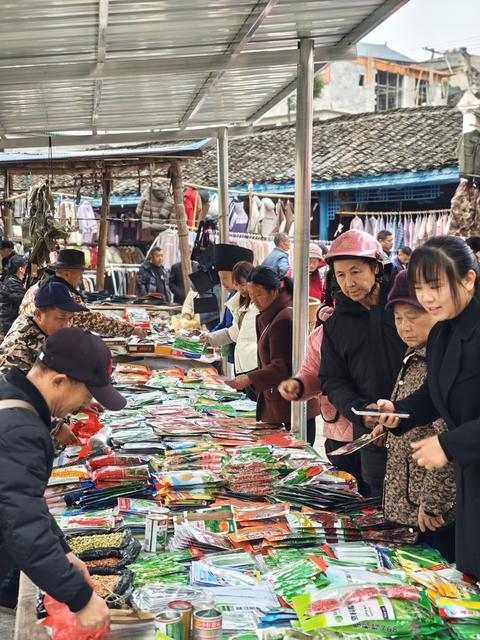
0;0;409;440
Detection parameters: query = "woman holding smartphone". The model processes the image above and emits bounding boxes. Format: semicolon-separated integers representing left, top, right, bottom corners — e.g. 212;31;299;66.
377;236;480;579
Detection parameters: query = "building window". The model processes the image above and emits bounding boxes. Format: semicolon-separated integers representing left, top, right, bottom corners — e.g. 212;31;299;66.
359;74;365;86
375;71;403;111
415;79;429;105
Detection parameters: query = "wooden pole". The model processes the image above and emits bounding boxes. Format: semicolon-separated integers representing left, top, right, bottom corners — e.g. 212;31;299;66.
3;171;13;241
96;170;111;291
170;160;192;297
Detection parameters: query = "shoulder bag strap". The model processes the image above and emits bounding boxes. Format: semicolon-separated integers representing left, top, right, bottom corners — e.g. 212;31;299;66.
0;399;39;416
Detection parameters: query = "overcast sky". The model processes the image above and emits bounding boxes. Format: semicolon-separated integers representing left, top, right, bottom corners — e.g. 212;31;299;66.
361;0;480;61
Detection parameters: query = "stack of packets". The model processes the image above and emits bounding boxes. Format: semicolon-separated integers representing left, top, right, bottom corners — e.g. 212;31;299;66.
48;362;480;639
221;446;278;496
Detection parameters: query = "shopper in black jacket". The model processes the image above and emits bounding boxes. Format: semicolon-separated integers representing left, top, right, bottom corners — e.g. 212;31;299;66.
0;328;126;628
0;255;26;335
377;236;480;579
136;247;172;300
320;230;406;497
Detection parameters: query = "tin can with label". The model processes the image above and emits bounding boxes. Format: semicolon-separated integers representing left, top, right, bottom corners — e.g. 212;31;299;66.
155;610;183;640
144;510;169;553
168;599;192;640
193;608;222;640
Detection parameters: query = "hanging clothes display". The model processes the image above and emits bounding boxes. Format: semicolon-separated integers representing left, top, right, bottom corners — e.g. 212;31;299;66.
336;209;452;248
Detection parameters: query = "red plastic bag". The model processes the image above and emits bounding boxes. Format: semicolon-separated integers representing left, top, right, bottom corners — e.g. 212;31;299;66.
41;595;110;640
71;412;104;445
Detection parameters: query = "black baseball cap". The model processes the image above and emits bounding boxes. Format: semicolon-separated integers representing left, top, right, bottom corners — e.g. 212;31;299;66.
35;281;88;312
38;328;126;411
0;240;14;250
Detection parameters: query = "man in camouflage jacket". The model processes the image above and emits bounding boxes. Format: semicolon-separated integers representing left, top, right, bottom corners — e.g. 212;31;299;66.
20;249;144;338
0;281;89;444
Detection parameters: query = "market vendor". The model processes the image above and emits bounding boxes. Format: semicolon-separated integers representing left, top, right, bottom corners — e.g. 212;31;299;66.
136;247;172;301
19;249;147;338
0;328;124;629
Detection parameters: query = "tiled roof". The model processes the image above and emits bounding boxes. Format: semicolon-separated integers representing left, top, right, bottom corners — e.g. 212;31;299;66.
183;105;461;188
11;106;461;197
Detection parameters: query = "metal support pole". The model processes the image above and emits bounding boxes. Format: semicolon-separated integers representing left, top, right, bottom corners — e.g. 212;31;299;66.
291;39;314;441
217;127;229;246
3;171;13;241
319;192;329;241
217;127;230;374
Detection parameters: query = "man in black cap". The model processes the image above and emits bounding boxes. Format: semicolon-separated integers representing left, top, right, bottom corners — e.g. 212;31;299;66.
0;328;124;628
0;240;16;281
211;243;254;334
20;249;146;338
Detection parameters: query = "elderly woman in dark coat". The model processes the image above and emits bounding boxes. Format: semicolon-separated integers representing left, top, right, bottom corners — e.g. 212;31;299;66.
381;270;456;561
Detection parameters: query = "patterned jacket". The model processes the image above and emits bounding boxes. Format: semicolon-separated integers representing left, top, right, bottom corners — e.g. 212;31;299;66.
0;315;46;376
20;277;135;338
383;346;456;527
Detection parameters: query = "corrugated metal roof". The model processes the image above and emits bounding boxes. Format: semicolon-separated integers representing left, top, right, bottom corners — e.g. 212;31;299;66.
0;139;212;165
0;0;409;149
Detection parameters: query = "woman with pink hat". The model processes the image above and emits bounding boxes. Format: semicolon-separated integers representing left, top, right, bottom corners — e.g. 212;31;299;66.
319;230;405;497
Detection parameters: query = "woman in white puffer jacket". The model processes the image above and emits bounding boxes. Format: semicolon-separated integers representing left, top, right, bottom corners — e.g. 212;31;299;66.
204;261;259;376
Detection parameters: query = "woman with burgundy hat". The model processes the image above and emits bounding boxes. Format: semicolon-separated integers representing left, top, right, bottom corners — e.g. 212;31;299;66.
381;270;456;560
319;230;406;497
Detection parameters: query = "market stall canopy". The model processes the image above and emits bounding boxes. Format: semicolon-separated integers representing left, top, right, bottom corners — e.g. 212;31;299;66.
0;0;408;150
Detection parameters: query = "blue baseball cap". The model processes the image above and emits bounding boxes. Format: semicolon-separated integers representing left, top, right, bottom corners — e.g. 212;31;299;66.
35;281;88;313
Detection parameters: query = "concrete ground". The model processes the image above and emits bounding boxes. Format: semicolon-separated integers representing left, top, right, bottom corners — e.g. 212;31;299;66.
0;610;14;639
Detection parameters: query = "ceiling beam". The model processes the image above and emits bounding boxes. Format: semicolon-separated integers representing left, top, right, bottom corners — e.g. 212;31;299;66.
246;0;408;124
92;0;110;135
179;0;279;128
0;46;356;87
0;125;260;150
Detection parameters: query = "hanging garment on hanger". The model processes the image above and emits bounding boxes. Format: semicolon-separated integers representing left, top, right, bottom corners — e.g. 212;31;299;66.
259;198;277;237
274;200;285;234
230;201;249;233
248;196;262;234
228;198;237;230
284;200;294;233
450;181;480;237
77;202;98;243
349;215;364;231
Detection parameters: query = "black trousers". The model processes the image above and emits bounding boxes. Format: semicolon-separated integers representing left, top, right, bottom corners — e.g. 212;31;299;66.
418;524;456;564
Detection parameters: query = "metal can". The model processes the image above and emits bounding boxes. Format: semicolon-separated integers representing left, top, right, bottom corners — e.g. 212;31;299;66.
144;510;169;553
155;610;183;640
168;599;193;640
193;608;222;640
